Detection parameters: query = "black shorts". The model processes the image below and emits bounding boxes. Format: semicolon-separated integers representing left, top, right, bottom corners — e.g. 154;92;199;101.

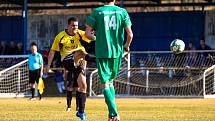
62;54;85;88
29;69;41;84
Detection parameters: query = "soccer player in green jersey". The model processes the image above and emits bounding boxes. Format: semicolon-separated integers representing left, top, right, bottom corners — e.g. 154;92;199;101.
85;0;133;120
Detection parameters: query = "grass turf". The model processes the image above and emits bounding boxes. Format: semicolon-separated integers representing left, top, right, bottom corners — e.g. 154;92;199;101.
0;98;214;121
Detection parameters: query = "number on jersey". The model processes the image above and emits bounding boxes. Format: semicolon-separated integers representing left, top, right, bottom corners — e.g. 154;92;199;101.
104;16;116;30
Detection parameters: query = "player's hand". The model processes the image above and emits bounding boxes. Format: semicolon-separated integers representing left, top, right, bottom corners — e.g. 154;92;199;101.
124;44;130;52
91;30;96;41
124;44;130;57
40;72;43;77
74;50;86;61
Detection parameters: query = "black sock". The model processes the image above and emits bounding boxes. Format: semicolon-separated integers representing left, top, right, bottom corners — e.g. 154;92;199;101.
77;92;87;113
38;91;42;100
76;91;79;111
31;88;35;98
67;91;72;108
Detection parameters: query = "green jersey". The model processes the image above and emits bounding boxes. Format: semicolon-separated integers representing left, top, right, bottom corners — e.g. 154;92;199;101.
86;5;132;58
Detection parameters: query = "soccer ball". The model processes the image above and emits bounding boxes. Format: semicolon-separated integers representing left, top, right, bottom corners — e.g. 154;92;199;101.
170;39;185;54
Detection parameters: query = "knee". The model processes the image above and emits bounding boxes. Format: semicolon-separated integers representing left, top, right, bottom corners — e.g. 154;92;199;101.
109;82;113;86
100;83;109;89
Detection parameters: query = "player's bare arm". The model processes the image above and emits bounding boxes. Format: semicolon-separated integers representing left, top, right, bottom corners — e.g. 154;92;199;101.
124;26;133;52
46;50;55;73
40;63;44;77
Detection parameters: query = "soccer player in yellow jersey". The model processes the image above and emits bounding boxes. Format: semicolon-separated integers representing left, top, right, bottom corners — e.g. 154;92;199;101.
46;17;94;120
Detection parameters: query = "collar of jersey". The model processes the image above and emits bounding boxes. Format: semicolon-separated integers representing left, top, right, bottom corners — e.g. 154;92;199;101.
65;29;76;36
31;52;38;56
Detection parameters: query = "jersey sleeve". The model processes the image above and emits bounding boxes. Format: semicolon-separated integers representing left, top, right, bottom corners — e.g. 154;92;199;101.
51;32;64;51
86;10;97;29
122;9;132;27
78;30;92;43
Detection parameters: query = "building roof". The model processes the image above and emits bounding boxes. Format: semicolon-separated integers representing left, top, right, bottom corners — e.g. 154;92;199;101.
0;0;215;10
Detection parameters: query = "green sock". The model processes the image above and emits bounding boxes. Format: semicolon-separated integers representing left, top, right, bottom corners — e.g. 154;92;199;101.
102;87;118;118
104;95;112;118
109;83;115;99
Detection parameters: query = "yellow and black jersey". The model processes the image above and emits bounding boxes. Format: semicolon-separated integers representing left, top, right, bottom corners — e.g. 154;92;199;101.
51;29;92;60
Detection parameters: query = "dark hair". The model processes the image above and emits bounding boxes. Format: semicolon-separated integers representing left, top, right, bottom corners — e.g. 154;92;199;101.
200;36;205;41
30;42;37;47
68;17;78;25
102;0;115;3
189;41;193;44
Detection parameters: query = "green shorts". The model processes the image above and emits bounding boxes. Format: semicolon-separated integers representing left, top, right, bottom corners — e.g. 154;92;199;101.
96;58;122;84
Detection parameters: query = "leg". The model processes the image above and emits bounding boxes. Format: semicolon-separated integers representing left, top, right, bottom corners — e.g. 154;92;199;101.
63;55;82;112
29;71;34;99
29;69;39;100
30;83;35;99
75;61;87;120
57;82;63;93
38;90;42;100
109;58;122;120
35;70;42;100
101;83;118;119
75;90;79;111
66;71;74;112
60;81;65;93
109;81;115;99
107;82;120;121
77;71;87;113
97;58;122;120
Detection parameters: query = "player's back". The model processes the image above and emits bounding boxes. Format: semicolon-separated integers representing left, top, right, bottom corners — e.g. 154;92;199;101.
94;5;129;58
95;5;126;35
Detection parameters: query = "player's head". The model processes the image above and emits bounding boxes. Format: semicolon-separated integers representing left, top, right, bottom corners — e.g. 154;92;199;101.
200;39;205;45
67;17;78;34
188;41;194;48
30;42;38;55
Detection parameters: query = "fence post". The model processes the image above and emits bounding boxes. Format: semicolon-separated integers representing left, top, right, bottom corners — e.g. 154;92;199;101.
146;70;149;93
127;52;131;96
89;70;93;97
17;68;21;93
213;70;215;93
203;71;206;98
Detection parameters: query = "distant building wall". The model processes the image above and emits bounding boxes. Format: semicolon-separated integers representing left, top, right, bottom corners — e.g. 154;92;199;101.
28;11;205;51
28;14;88;51
0;16;23;42
0;11;212;53
130;11;205;51
205;10;215;49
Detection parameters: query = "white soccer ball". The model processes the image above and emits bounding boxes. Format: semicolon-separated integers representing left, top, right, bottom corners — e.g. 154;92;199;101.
170;39;185;54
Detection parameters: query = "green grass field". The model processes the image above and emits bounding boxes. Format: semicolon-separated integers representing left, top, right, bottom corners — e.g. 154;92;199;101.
0;97;215;121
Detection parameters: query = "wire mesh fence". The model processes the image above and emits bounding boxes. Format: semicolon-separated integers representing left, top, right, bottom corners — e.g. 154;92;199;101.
90;50;215;97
